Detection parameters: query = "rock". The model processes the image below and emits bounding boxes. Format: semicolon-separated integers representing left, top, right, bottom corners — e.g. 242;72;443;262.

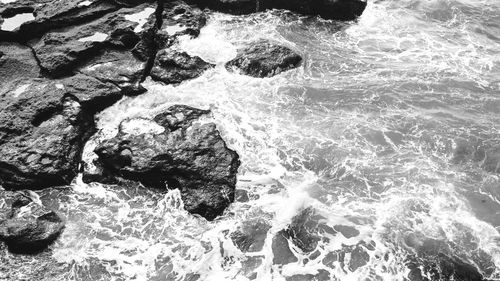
80;50;148;95
226;40;302;78
86;105;240;220
0;74;121;190
0;191;64;254
284;207;335;253
230;218;271;252
261;0;368;21
0;42;40;89
1;0;120;39
235;189;249;202
272;230;298;265
285;269;330;281
405;236;487;281
161;1;207;38
185;0;367;20
31;3;156;78
151;49;214;84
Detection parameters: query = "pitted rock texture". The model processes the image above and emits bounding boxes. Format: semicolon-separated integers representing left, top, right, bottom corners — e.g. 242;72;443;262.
151;49;214;84
0;71;121;190
86;105;240;220
226;40;302;78
0;191;65;254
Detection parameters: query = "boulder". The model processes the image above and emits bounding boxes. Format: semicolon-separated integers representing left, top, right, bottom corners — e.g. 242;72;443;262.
230;218;271;252
150;49;214;84
0;191;64;254
1;0;119;40
285;207;336;253
85;105;240;220
226;40;302;78
0;74;121;190
185;0;367;20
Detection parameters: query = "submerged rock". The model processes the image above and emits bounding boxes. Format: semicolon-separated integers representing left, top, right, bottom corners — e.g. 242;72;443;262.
185;0;367;20
405;236;487;281
231;218;271;252
272;230;298;265
226;40;302;78
151;49;214;84
0;191;64;254
0;74;121;190
86;105;240;220
452;139;500;174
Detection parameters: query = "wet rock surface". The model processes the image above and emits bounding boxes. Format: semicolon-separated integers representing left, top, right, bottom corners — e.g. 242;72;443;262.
230;218;271;252
86;105;240;220
185;0;367;20
151;49;214;84
226;40;302;78
0;191;65;254
0;74;120;190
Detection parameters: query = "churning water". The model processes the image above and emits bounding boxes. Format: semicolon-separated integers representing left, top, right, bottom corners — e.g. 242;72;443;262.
2;0;500;280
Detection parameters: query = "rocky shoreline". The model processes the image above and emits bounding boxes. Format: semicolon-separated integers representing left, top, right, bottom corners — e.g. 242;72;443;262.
0;1;492;280
1;0;353;250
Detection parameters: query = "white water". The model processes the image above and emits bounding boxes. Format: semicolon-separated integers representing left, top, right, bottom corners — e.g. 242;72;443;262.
2;0;500;280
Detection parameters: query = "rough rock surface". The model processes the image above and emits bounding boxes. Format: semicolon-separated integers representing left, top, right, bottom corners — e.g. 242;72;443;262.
226;40;302;78
151;49;214;84
31;3;156;78
0;73;121;190
185;0;367;20
86;105;240;220
0;191;65;253
0;42;40;88
230;218;271;252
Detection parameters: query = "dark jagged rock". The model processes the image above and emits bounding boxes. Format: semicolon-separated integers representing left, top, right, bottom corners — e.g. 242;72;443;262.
85;105;240;220
80;50;148;95
31;3;156;78
285;207;335;253
405;236;487;281
151;49;214;84
0;42;40;89
230;218;271;252
226;40;302;78
2;0;119;40
0;74;121;190
161;1;207;38
185;0;367;20
0;191;64;254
